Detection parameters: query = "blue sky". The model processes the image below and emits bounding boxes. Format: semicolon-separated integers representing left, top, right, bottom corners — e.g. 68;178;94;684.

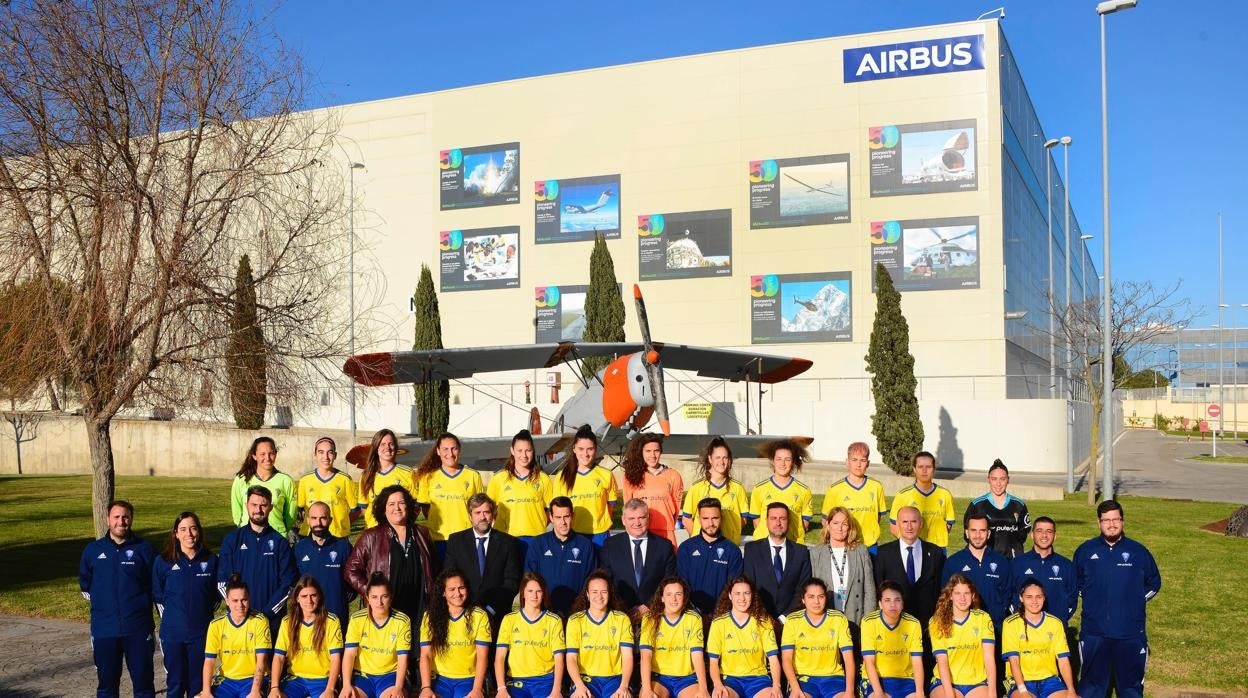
271;1;1246;328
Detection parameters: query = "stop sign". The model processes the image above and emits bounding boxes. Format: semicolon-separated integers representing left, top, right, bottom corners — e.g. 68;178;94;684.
1208;404;1222;418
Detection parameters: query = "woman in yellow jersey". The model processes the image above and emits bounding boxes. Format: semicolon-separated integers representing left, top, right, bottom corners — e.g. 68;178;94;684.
270;576;343;698
358;429;418;529
747;440;813;542
495;572;566;698
780;578;855;698
707;576;781;698
566;570;634;698
342;572;413;698
486;430;554;553
230;437;298;538
1001;579;1076;698
297;437;357;539
553;426;619;550
681;437;749;545
419;570;492;698
622;434;685;546
928;574;996;698
201;574;271;698
860;580;924;698
413;432;484;555
639;577;707;698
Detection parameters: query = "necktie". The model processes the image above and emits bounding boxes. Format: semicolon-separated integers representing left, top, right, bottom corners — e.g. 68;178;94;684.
633;539;645;588
476;536;487;577
773;545;784;583
906;545;917;584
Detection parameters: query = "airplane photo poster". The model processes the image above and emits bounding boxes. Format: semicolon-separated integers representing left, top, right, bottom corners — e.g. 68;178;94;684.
751;271;852;344
439;142;521;210
534;174;622;244
749;154;851;229
638;209;732;281
440;226;521;292
870;216;980;292
868;119;978;196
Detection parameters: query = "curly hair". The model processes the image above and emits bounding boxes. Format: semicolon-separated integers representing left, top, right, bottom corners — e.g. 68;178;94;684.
570;569;622;616
622;433;664;488
642;576;690;634
426;569;478;656
932;573;982;639
695;437;734;483
560;425;599;491
360;429;398;501
371;484;417;530
712;576;769;626
820;506;863;549
284;576;329;657
759;438;809;472
416;433;462;477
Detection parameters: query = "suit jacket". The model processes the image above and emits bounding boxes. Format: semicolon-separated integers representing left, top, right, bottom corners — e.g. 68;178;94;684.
874;538;946;625
444;527;522;625
808;543;875;625
742;538;812;619
601;531;677;611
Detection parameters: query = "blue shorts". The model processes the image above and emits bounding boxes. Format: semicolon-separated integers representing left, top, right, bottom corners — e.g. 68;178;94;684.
590;531;610;551
656;674;698;697
1010;676;1065;698
215;677;265;698
354;672;400;698
864;676;918;697
506;673;555;698
931;679;987;696
797;675;847;698
724;675;772;698
433;675;478;698
281;676;330;698
584;675;622;698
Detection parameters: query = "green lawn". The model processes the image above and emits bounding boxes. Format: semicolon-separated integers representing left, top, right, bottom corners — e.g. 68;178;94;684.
2;475;1246;692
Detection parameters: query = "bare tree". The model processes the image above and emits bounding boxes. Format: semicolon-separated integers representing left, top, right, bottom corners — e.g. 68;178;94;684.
1045;280;1197;504
2;406;42;475
0;0;349;535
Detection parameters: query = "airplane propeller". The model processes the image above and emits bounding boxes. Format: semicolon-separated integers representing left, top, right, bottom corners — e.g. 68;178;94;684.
632;284;671;436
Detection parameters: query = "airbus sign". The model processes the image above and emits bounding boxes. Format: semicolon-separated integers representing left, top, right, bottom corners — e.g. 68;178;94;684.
843;34;985;83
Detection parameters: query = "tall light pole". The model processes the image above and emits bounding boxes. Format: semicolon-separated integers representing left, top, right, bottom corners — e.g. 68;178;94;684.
1239;303;1247;434
1074;232;1094;493
1044;138;1059;398
1218;212;1225;447
1097;0;1137;500
1059;136;1074;493
348;161;366;441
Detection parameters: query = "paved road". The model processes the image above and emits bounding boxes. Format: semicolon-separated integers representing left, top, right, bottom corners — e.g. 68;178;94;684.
1104;428;1248;504
0;615;158;697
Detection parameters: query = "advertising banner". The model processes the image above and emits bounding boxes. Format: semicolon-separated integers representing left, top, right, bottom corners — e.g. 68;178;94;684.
870;216;980;291
535;174;621;244
638;209;732;280
749;154;851;229
750;272;852;344
439;226;521;292
869;119;977;196
439;142;520;210
843;34;985;83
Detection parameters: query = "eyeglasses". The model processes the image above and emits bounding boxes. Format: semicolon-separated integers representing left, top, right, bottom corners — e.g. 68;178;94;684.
1098;517;1123;523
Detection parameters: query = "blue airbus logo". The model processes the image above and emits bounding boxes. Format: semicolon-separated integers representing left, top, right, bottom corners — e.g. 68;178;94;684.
843;35;984;83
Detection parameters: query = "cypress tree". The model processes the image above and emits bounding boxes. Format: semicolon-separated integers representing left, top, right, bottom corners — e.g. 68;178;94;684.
228;255;267;429
865;263;924;475
413;265;449;438
581;233;626;376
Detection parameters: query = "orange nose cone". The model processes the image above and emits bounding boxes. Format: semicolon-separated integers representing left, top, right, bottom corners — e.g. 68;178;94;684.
645;350;660;365
633;284;643;299
658;419;671;436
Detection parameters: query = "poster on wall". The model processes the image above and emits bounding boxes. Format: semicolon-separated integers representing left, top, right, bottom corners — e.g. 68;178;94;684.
534;284;619;342
870;216;980;291
439;226;521;292
749;154;851;229
638;209;732;280
439;142;520;210
534;174;621;244
750;272;852;344
868;119;977;196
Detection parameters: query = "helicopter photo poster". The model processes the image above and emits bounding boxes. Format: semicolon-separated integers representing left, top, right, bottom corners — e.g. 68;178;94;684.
870;216;980;292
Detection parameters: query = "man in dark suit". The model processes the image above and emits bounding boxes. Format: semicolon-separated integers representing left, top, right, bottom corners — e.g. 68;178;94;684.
742;501;812;621
602;498;676;621
443;493;523;632
874;504;946;626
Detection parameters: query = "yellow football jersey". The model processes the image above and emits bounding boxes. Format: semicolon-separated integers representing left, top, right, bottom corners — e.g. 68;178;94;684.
706;613;778;678
346;609;412;676
487;470;554;538
415;466;485;541
860;611;922;679
748;477;813;542
929;609;995;686
358;465;419;529
889;484;956;548
781;610;852;677
681;478;749;544
552;466;619;535
205;612;271;680
640;611;704;678
418;607;492;678
275;614;344;679
822;477;888;547
497;609;567;678
298;470;356;538
566;610;634;677
1002;612;1069;683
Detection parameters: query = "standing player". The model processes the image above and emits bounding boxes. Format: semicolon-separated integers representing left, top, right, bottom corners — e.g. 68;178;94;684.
203;574;272;698
706;576;782;698
1001;579;1077;698
889;451;956;550
153;511;219;698
270;576;343;698
638;577;707;698
566;571;635;698
747;439;814;542
413;432;485;556
552;425;620;551
822;442;888;553
680;437;749;545
859;581;925;698
356;428;418;529
495;573;566;698
297;436;356;538
1010;517;1076;624
928;574;996;698
230;437;298;539
621;434;685;546
962;460;1030;558
342;572;413;698
418;570;492;698
486;430;554;552
780;579;856;698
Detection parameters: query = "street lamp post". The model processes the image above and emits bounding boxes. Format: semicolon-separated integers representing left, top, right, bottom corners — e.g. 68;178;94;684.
1239;303;1247;434
1059;135;1074;492
1097;0;1137;500
1045;138;1059;399
348;161;366;441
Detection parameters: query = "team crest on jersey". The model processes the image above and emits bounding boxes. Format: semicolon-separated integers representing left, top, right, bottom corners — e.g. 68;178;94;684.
973;627;980;637
201;561;209;572
125;549;134;560
1052;565;1060;577
717;548;724;559
1121;552;1130;562
572;548;580;559
330;551;339;563
989;562;998;573
268;540;275;551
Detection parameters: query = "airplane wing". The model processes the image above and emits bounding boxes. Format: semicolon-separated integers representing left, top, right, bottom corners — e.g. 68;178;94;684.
782;173;844;197
343;343;811;386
